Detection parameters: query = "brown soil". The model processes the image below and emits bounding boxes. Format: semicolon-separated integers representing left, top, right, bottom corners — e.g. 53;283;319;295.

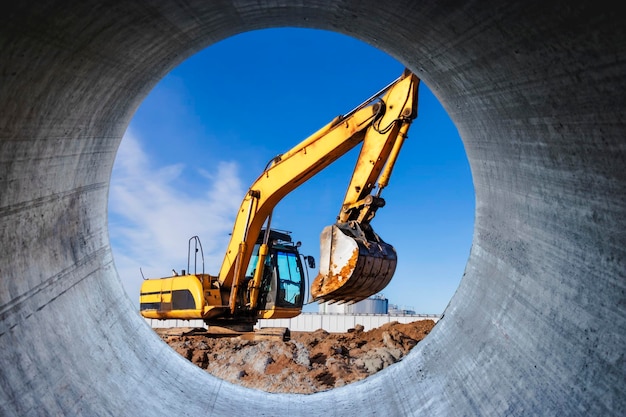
155;319;436;394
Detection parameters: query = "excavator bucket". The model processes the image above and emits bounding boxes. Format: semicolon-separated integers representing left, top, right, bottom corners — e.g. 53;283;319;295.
310;223;397;304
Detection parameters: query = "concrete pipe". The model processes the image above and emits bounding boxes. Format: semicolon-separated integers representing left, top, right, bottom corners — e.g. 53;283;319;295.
1;1;624;416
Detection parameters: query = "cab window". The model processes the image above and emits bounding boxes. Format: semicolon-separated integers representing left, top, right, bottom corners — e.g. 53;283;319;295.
275;250;304;307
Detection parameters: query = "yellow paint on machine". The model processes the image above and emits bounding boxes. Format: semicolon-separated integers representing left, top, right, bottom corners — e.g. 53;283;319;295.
139;274;223;320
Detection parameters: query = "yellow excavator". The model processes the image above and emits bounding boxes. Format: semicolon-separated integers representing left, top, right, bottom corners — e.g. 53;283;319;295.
139;69;420;334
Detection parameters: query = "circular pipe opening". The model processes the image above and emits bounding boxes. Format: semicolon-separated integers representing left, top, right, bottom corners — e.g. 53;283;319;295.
109;28;474;393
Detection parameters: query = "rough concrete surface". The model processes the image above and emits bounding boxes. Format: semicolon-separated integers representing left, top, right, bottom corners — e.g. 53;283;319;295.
0;1;625;417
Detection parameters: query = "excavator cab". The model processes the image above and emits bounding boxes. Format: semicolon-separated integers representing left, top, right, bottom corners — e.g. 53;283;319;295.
242;229;307;319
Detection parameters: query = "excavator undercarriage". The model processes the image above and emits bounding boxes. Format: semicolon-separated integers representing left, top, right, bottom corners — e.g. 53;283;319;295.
157;326;292;342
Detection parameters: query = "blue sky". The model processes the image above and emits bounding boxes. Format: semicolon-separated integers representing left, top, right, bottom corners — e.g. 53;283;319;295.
108;28;474;315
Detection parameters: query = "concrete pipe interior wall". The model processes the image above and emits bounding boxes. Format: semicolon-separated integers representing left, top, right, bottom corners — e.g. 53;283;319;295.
1;2;624;416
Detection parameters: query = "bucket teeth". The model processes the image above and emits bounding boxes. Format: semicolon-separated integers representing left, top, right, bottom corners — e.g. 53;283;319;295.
311;223;397;304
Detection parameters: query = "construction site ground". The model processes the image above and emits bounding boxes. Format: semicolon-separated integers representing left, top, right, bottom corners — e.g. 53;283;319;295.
155;319;436;394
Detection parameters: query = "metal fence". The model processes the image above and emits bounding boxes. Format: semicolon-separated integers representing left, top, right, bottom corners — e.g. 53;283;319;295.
145;312;440;333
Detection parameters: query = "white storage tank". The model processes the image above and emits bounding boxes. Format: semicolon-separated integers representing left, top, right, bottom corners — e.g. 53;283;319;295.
318;294;388;314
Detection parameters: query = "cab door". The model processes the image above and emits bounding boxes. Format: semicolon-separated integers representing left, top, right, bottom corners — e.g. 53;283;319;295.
273;248;305;308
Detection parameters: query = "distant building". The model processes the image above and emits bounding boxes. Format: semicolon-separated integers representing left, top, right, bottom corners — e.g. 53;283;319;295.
388;304;416;315
318;294;389;314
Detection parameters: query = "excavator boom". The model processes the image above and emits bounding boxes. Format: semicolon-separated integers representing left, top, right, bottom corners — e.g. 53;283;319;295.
311;70;419;303
220;69;420;305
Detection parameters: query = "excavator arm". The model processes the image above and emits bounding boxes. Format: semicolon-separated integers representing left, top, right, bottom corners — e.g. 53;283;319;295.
218;70;420;310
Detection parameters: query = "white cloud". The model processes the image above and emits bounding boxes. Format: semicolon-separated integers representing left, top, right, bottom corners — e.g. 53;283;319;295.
109;130;245;304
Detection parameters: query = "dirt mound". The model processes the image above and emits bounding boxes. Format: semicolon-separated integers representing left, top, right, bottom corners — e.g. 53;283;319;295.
155;319;435;394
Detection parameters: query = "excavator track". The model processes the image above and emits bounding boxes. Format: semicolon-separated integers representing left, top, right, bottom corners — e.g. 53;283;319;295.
155;326;291;341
